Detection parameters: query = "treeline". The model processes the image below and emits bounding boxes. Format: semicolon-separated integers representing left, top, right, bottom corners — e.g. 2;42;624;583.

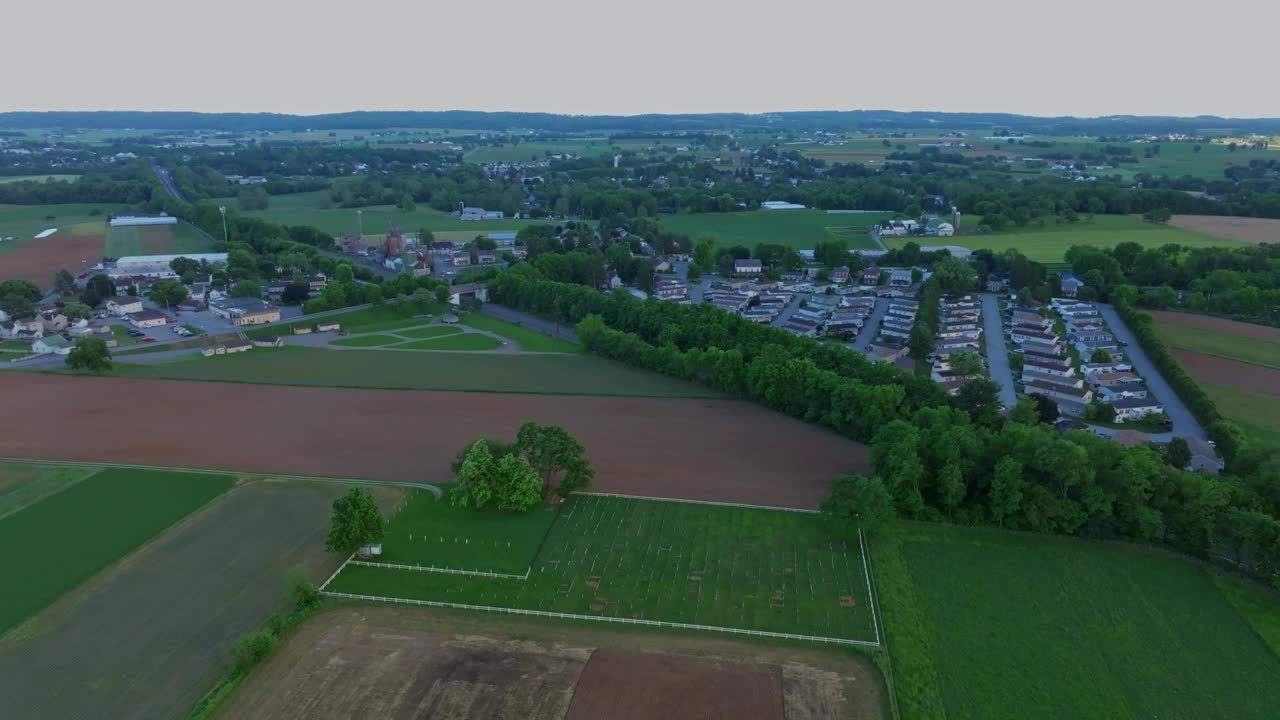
489;266;1280;586
0;172;153;205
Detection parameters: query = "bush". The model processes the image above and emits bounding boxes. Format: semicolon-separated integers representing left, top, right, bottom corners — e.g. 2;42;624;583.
285;565;320;610
229;630;276;674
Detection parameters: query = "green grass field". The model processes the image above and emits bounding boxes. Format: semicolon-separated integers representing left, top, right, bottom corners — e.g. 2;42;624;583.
0;204;113;256
103;221;215;257
1153;322;1280;369
378;488;561;574
0;462;95;519
396;333;501;351
237;190;550;237
330;334;404;347
244;301;442;338
329;494;877;641
1199;381;1280;448
105;345;722;398
460;314;580;353
873;524;1280;720
463;137;614;164
659;209;889;250
0;467;231;634
394;325;462;340
884;215;1250;262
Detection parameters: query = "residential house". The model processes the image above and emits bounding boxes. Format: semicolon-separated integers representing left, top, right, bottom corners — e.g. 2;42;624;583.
1010;327;1060;344
127;309;170;328
308;274;328;291
1022;368;1084;388
655;279;688;301
32;335;71;355
447;282;490;306
265;281;289;302
1011;310;1051;329
888;269;913;287
652;257;673;273
411;260;431;277
452;252;472;267
1091;371;1141;387
1059;273;1085;298
107;296;144;316
860;267;882;286
1097;383;1149;402
1070;328;1114;345
476;252;497;265
1075;338;1120;356
1023;356;1075;377
1186;437;1224;475
733;259;763;277
830;266;850;283
1020;338;1064;356
1110;397;1165;422
869;344;908;362
1080;362;1133;377
1025;378;1094;405
189;282;213;302
8;317;44;338
783;316;822;337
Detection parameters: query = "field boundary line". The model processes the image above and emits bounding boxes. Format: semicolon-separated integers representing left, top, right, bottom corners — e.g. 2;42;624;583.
319;553;353;592
348;559;530;580
322;590;880;647
858;528;881;646
578;491;818;514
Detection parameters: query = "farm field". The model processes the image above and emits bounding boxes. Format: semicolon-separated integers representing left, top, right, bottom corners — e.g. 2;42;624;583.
873;524;1280;720
329;494;879;642
463;136;613;163
1199;381;1280;447
460;313;581;352
0;479;399;720
0;467;231;635
109;345;722;398
0;202;115;253
0;228;104;285
216;605;886;720
1168;214;1280;243
1151;311;1280;368
883;214;1250;262
660;210;888;251
237;189;551;236
0;373;867;509
1171;350;1280;399
103;220;215;256
0;461;94;518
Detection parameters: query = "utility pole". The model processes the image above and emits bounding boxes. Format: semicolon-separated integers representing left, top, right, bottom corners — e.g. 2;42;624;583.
218;206;228;245
357;209;364;238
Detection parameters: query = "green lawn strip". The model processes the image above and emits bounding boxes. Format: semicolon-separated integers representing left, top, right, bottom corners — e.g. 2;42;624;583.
888;524;1280;720
330;334;404;348
0;468;232;634
394;325;464;340
460;314;581;353
1154;322;1280;369
659;209;888;251
376;488;561;574
397;333;502;351
867;531;946;720
245;300;441;339
98;345;724;398
1198;381;1280;448
0;340;32;351
0;462;95;519
329;495;877;641
1213;576;1280;658
110;325;141;345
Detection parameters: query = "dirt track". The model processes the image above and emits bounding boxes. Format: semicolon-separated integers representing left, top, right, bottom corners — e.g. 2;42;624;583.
0;373;867;509
0;234;102;286
1150;310;1280;342
1169;215;1280;244
1172;349;1280;399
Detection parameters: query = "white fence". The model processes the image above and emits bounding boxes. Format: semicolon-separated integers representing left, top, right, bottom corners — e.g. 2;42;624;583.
321;590;880;648
347;559;529;580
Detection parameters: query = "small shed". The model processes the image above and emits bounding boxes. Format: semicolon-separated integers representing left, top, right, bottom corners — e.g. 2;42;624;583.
356;543;383;559
441;313;459;324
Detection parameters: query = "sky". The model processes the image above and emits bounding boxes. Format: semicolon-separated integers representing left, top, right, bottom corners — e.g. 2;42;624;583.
1;0;1274;118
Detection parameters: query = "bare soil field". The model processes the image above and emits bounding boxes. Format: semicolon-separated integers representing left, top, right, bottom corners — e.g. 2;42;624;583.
217;606;883;720
1169;215;1280;244
1172;349;1280;399
0;374;867;508
0;480;399;720
0;234;103;286
1149;310;1280;342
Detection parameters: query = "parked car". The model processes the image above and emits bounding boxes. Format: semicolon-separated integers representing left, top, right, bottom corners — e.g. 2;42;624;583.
142;337;156;342
127;329;144;337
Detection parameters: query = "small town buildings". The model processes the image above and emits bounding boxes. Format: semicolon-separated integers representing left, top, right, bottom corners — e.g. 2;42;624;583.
447;283;489;306
32;335;71;355
1025;378;1093;404
1059;273;1085;298
861;267;882;286
308;274;328;291
1097;383;1150;401
1011;310;1051;329
655;279;688;301
1023;356;1075;377
889;269;913;287
452;252;472;267
107;296;144;316
127;309;170;328
1110;397;1165;422
253;336;284;348
831;266;850;283
733;259;763;276
224;342;253;354
209;298;280;326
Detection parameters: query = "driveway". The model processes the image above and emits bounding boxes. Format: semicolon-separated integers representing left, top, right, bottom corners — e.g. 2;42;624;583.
850;298;889;352
1097;303;1206;440
980;293;1017;408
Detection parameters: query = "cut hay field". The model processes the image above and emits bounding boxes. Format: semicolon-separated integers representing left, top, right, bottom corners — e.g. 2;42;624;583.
109;345;720;398
0;479;400;720
873;524;1280;720
1151;311;1280;369
216;606;886;720
659;209;889;250
103;220;216;256
0;467;231;635
237;190;551;237
883;215;1250;262
1;373;866;509
1169;215;1280;244
328;493;879;643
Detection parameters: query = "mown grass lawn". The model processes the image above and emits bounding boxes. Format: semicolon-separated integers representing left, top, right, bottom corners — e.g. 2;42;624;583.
460;314;580;353
1199;381;1280;448
873;524;1280;720
397;333;502;351
394;325;462;340
883;215;1249;263
0;468;231;634
1153;322;1280;369
246;300;441;338
330;334;404;347
106;345;723;398
237;190;551;237
330;494;877;641
659;209;888;251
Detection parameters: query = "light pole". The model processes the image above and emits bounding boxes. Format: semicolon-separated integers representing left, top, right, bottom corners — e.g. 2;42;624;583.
357;210;364;238
218;206;228;245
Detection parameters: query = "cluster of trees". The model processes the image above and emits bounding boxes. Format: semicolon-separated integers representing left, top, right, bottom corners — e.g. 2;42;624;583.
450;422;594;511
0;279;43;321
66;338;112;372
324;488;385;555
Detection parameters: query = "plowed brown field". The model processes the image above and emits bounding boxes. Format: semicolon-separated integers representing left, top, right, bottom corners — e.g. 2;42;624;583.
0;373;866;509
0;235;102;286
1149;310;1280;342
1169;215;1280;244
1171;350;1280;399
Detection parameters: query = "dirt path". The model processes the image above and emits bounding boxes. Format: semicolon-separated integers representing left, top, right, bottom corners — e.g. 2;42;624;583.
0;373;867;509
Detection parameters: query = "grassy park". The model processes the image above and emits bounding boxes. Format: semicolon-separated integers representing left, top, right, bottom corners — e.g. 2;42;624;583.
396;333;501;351
460;313;581;353
660;209;889;250
329;493;878;642
873;524;1280;720
103;221;216;256
0;467;232;635
883;215;1250;262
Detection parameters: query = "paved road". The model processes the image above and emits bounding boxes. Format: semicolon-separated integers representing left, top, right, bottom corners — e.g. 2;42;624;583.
851;298;889;352
769;294;805;329
149;158;187;203
980;293;1017;408
1097;303;1205;440
480;304;579;344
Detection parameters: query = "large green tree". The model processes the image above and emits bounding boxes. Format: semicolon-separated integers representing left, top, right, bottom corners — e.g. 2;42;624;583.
820;474;894;533
231;279;262;298
147;279;188;309
65;338;112;372
325;488;385;554
515;421;595;497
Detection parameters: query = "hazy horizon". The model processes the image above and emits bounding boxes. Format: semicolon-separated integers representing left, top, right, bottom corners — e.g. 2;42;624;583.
1;0;1273;118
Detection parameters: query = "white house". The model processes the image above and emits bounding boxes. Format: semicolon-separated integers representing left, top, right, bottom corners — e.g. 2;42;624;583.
32;335;72;355
733;259;763;276
107;297;144;316
1110;397;1164;422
